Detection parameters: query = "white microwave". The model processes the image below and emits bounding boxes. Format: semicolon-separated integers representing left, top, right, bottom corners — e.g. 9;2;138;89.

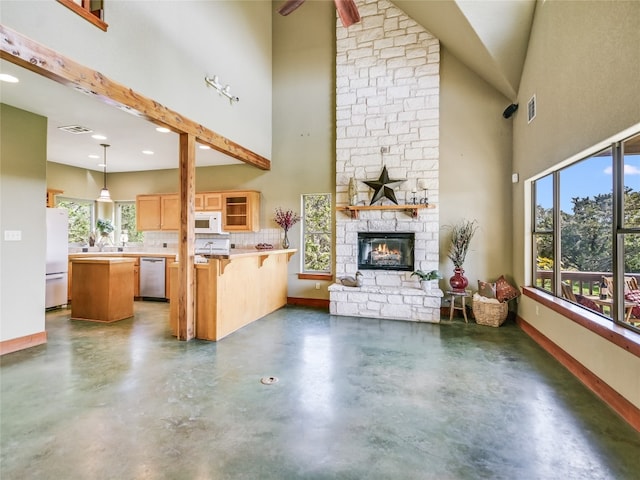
194;212;224;234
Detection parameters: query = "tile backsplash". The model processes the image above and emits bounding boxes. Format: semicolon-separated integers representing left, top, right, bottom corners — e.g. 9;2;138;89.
144;228;286;250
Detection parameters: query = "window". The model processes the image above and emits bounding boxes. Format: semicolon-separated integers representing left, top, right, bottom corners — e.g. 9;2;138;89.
533;174;554;292
116;202;143;244
532;132;640;332
301;193;332;273
56;197;95;244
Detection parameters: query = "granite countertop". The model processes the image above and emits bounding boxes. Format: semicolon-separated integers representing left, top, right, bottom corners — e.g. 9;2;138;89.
201;248;296;260
70;256;138;264
68;251;177;258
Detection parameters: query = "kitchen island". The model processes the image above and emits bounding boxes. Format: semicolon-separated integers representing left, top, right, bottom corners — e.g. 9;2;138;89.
169;248;296;341
70;257;136;322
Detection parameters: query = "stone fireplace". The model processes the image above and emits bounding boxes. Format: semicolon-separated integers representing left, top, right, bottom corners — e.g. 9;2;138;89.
329;0;442;323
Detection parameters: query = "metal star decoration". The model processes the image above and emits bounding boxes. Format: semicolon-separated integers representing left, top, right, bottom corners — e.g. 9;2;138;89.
363;166;404;205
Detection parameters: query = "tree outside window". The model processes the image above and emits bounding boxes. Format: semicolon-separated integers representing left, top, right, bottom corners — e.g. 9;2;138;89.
56;197;94;244
302;193;331;273
116;202;143;244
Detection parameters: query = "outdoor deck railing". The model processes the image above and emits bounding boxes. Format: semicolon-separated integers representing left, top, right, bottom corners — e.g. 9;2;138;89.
536;271;640;296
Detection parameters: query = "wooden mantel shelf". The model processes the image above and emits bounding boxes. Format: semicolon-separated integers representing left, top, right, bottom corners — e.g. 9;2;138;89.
337;204;435;219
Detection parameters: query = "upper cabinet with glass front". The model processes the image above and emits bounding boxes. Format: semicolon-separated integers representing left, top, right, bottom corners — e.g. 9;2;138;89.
222;191;260;232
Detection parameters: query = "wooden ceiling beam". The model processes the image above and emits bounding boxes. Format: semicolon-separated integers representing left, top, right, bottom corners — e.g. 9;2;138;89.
0;24;271;171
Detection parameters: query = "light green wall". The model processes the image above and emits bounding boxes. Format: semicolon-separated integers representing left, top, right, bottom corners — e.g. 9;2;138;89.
0;104;47;342
439;47;513;289
512;1;640;408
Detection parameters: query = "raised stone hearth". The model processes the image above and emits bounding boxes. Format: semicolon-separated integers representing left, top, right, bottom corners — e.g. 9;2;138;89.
329;282;442;322
331;0;442;323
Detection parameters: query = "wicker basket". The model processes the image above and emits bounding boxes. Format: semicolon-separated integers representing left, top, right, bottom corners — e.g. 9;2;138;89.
472;300;508;327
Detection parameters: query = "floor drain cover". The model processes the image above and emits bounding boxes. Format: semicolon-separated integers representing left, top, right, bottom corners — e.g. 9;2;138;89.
260;376;278;385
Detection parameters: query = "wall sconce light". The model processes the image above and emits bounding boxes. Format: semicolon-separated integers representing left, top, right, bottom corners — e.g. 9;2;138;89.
204;75;239;104
96;143;112;203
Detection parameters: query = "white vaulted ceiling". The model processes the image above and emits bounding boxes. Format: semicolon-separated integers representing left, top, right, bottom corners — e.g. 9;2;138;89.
393;0;536;100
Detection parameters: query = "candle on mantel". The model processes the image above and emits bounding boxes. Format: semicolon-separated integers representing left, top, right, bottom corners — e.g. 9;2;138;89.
417;179;428;191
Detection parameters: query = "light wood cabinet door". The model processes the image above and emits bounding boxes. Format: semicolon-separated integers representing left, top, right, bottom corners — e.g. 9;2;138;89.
133;257;140;297
195;194;204;211
222;191;260;232
195;192;222;211
68;260;73;302
136;195;162;231
202;192;222;211
160;194;180;230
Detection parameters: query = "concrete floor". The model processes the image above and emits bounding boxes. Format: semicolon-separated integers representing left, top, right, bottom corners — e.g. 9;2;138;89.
1;303;639;479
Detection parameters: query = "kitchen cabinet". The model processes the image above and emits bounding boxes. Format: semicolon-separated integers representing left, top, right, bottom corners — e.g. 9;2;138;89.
169;248;295;341
46;188;63;207
136;194;179;231
133;258;140;297
70;257;136;322
136;195;161;230
160;195;180;230
165;259;171;299
222;191;260;232
68;260;73;302
195;192;222;211
136;190;259;231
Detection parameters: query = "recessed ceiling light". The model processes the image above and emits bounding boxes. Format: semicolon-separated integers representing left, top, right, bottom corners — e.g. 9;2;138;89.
198;145;211;150
88;154;100;159
92;134;107;140
142;150;154;155
155;127;170;133
98;163;106;168
0;73;19;83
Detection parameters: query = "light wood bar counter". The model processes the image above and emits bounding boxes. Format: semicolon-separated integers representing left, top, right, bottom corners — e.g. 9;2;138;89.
70;257;136;323
170;249;296;341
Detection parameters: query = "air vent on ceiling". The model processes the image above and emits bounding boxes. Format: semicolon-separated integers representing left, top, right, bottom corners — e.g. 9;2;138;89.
527;95;536;124
58;125;93;135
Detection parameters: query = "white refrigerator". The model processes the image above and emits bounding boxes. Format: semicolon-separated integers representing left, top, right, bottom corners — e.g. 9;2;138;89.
46;208;69;309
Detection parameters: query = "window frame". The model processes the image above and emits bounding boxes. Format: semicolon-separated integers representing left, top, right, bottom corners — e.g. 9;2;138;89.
114;201;143;245
55;196;96;244
299;193;332;277
530;130;640;334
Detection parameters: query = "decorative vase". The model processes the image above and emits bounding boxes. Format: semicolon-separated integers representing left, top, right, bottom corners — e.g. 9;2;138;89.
348;176;358;206
98;233;112;248
282;229;290;249
449;267;468;291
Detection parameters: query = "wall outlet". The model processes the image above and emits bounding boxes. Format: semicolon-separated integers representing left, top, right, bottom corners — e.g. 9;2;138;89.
315;282;321;290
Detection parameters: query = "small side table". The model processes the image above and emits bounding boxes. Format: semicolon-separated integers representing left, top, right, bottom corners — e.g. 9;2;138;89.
447;290;470;323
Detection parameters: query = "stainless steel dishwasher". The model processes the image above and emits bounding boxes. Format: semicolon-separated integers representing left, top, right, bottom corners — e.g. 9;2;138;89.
139;257;166;300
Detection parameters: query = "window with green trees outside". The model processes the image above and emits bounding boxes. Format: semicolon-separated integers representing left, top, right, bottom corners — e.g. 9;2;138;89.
56;197;94;244
302;193;332;273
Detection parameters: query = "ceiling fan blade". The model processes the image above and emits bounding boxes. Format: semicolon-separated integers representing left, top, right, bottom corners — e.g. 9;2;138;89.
278;0;306;16
334;0;360;27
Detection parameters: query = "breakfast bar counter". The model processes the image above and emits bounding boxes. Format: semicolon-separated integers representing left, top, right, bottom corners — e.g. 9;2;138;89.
169;248;296;341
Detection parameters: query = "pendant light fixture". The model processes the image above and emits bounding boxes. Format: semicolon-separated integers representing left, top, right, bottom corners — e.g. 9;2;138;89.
96;143;112;202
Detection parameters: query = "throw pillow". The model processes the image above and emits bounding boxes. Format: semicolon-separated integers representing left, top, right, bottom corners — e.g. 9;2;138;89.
495;275;520;302
624;289;640;319
477;280;497;299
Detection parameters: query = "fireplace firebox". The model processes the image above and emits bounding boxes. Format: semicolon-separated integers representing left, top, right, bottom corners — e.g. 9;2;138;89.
357;232;415;271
